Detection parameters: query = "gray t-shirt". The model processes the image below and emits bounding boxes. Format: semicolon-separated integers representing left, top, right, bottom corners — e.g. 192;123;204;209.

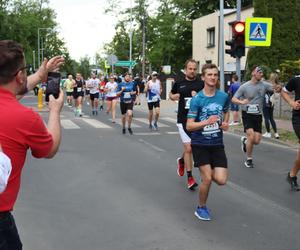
234;80;273;114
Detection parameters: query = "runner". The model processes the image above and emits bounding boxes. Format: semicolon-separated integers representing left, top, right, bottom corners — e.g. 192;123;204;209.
281;73;300;191
169;59;204;190
64;74;74;106
144;71;162;130
231;66;280;168
186;63;229;221
86;72;100;115
99;76;106;111
228;74;240;125
72;73;85;117
117;73;136;134
105;75;118;123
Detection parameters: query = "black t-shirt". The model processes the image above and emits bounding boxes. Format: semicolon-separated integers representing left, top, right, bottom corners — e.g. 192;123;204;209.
171;78;204;124
73;79;84;93
285;76;300;115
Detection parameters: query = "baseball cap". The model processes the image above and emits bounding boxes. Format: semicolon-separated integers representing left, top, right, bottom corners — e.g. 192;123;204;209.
0;152;12;194
151;71;158;76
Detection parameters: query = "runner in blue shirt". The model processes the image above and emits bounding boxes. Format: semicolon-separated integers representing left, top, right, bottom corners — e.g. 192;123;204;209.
117;73;137;134
187;63;230;221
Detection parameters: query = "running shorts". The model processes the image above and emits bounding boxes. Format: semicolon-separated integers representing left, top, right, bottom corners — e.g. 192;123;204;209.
120;102;134;114
192;145;227;168
147;101;160;110
241;111;262;133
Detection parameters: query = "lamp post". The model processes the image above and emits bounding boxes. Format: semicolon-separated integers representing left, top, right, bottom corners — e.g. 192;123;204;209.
129;30;133;74
37;28;52;67
33;50;36;72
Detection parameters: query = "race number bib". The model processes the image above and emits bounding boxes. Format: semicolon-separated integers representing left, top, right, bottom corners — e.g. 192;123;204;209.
77;87;82;92
203;122;220;135
124;92;131;99
152;95;159;102
184;97;192;109
246;104;259;114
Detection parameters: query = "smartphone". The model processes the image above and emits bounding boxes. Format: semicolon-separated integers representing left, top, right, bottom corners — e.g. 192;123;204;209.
45;72;61;102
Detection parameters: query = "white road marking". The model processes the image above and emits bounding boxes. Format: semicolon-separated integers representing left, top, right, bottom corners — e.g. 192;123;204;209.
134;132;160;136
81;118;112;129
113;118;141;128
161;117;177;123
134;118;169;127
138;139;166;152
61;119;80;129
165;131;179;135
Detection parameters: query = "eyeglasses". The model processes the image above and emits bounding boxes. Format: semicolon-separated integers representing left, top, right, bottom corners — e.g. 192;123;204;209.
13;65;31;76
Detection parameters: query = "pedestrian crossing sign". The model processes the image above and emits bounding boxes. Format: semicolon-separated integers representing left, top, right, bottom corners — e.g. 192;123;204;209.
245;17;272;46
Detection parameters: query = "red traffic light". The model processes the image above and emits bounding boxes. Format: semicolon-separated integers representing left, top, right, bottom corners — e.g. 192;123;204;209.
233;21;245;35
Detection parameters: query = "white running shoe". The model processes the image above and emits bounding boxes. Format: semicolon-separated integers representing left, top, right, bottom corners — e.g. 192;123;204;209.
262;132;271;138
274;133;280;139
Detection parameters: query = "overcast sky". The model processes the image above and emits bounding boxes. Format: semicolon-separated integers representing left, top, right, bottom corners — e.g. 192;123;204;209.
49;0;132;62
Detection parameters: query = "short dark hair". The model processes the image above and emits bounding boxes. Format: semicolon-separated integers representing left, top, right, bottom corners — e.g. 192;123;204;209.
0;40;25;84
184;58;197;69
201;63;218;76
232;74;238;81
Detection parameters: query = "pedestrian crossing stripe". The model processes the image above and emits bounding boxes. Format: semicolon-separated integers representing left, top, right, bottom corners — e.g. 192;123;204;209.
133;118;169;127
161;117;177;123
61;119;80;129
81;118;113;129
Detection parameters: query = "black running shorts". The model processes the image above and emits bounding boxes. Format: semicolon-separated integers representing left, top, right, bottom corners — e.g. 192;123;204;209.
241;111;262;133
147;101;160;110
292;114;300;143
192;145;227;169
120;102;134;115
90;93;99;100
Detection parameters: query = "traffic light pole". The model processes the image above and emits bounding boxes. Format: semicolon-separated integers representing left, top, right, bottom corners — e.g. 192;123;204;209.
219;0;225;91
236;0;241;82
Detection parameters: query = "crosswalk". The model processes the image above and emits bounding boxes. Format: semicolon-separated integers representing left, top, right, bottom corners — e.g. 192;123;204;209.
60;115;179;135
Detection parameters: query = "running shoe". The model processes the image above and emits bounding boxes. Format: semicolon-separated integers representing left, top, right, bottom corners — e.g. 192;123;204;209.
274;133;280;139
153;122;158;131
244;159;254;168
128;128;133;135
122;128;126;134
286;172;300;191
194;206;211;221
187;176;198;190
92;110;95;116
241;136;247;153
177;157;185;177
262;132;271;138
100;105;103;111
149;124;153;130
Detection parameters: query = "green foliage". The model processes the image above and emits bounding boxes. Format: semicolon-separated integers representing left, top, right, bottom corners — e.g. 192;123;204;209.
247;0;300;78
279;59;300;83
104;0;252;75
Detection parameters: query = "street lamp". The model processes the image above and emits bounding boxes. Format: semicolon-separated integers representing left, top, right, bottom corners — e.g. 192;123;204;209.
37;28;52;67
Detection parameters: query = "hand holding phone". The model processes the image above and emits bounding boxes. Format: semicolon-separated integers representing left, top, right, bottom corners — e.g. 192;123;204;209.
45;72;61;102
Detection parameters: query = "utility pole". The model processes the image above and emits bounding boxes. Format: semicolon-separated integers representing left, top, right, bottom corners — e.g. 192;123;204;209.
142;7;146;80
129;0;133;74
236;0;242;81
219;0;225;91
33;50;36;72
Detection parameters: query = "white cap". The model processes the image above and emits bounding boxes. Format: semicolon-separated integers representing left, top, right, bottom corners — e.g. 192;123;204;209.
0;152;12;194
151;71;158;76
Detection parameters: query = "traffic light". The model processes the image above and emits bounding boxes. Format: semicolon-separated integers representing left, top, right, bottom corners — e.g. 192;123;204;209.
225;21;245;58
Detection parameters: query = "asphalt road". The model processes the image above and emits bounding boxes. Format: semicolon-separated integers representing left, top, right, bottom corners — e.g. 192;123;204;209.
15;96;300;250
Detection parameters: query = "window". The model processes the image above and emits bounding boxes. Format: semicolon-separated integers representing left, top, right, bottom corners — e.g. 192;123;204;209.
207;27;215;48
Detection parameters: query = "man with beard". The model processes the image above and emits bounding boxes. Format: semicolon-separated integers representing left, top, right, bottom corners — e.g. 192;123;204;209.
169;59;204;190
0;40;64;249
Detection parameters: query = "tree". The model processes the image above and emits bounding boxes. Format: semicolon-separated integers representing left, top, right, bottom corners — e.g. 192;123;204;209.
247;0;300;75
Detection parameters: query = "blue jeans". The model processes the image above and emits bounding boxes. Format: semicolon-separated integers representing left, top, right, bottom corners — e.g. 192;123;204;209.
0;212;22;250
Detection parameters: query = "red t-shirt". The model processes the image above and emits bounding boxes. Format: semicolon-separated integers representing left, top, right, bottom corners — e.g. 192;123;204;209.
0;88;53;211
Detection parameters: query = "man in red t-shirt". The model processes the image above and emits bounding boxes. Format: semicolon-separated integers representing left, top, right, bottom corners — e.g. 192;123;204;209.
0;40;64;250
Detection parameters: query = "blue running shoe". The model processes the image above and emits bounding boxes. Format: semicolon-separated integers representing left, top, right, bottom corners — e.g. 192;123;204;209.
194;206;211;221
153;122;158;131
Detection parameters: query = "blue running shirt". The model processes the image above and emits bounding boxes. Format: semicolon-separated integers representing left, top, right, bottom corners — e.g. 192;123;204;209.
118;81;136;103
187;90;229;145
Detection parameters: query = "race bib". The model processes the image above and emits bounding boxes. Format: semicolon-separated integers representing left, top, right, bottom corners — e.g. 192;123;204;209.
77;87;82;92
184;97;192;109
202;122;220;135
124;92;131;99
152;95;159;102
246;104;259;114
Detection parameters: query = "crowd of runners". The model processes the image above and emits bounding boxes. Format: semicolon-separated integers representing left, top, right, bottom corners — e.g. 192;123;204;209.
56;59;300;221
1;50;300;249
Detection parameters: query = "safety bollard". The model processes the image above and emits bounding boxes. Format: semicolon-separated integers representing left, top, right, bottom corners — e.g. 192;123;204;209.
37;87;43;109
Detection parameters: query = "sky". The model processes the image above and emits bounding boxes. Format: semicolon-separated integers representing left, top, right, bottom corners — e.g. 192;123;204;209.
49;0;132;62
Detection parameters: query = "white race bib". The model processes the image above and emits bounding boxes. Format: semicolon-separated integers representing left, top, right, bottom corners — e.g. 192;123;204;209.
152;95;159;102
246;104;259;114
77;87;82;92
202;122;220;135
124;92;131;99
184;97;192;109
